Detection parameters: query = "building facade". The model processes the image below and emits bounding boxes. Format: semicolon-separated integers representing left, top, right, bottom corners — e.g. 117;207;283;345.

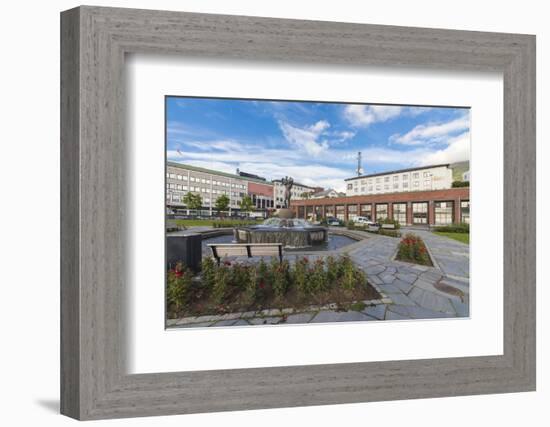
345;164;453;197
310;189;345;199
291;187;470;226
272;179;319;208
166;162;274;217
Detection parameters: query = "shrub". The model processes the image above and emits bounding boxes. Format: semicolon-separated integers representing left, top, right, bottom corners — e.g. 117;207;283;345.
397;233;432;266
201;257;216;290
379;217;401;229
346;220;356;230
211;264;230;305
166;262;193;311
452;180;469;188
309;259;328;294
339;255;356;291
433;222;469;233
243;264;258;305
293;256;310;298
271;258;290;301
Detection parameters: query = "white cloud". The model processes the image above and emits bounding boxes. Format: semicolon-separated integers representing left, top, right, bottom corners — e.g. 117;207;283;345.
390;115;469;146
417;132;470;165
278;119;331;156
343;105;404;127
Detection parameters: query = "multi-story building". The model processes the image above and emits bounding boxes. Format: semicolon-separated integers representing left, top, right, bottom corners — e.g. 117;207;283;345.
272;179;319;208
345;164;453;197
166;162;274;217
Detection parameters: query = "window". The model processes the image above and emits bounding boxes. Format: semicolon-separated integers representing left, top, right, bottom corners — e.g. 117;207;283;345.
393;183;399;189
169;173;176;179
375;204;388;221
368;186;373;191
412;202;428;224
347;183;353;190
336;205;345;220
461;200;470;223
384;184;389;190
376;177;381;183
403;182;409;188
413;172;420;179
384;176;390;182
393;175;399;181
177;174;183;180
376;185;381;191
361;187;366;192
424;180;431;187
393;203;407;225
402;174;408;180
360;204;372;218
190;176;195;182
435;201;453;225
424;171;431;177
414;181;419;187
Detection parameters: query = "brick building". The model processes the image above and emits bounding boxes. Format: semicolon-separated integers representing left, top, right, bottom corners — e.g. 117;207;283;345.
291;187;469;226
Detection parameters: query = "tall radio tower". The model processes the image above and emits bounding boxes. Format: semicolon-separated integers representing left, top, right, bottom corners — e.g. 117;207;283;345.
356;151;363;176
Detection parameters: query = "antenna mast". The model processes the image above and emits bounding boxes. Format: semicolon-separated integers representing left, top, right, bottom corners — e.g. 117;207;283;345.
356;151;362;176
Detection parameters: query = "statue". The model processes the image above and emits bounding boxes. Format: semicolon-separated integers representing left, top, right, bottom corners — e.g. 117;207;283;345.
281;176;294;208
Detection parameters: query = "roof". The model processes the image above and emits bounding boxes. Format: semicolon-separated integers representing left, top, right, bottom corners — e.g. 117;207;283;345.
167;161;270;185
345;164;451;182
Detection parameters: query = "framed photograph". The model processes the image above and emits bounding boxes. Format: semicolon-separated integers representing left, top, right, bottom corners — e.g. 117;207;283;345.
61;6;536;420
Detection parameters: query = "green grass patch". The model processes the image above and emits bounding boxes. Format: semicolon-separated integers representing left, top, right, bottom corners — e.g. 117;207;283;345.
434;231;469;244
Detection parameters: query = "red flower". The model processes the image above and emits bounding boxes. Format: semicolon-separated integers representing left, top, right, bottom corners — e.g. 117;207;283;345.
175;271;183;278
223;260;232;266
259;281;265;290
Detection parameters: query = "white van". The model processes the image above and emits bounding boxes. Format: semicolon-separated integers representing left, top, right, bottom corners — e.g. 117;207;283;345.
354;216;375;226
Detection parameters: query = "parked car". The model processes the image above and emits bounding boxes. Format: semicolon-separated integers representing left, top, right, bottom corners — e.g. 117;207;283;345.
353;216;376;226
326;216;341;226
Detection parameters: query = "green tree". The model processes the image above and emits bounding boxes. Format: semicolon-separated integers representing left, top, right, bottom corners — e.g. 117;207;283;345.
301;192;311;199
215;194;230;216
182;192;202;213
452;180;470;188
238;195;254;217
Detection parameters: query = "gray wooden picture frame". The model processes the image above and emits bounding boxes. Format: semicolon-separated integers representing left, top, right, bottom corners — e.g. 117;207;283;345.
60;5;536;421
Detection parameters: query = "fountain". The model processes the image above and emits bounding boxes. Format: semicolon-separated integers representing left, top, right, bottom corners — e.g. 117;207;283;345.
234;217;328;248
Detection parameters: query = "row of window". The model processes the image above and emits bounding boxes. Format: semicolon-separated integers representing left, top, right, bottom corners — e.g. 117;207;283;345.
351;171;432;187
303;200;470;225
166;172;247;190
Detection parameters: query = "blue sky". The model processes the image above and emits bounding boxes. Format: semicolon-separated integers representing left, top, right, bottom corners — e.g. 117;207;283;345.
166;97;470;192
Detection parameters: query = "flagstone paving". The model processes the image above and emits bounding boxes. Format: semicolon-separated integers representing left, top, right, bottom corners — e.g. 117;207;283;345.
167;228;470;328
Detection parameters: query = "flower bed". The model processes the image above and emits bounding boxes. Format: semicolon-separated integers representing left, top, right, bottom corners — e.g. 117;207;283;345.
167;255;380;319
395;233;433;266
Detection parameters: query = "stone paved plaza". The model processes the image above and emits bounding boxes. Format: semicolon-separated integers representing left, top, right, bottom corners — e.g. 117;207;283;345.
167;228;470;328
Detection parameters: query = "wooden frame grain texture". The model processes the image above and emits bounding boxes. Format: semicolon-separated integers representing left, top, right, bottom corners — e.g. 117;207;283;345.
60;5;536;420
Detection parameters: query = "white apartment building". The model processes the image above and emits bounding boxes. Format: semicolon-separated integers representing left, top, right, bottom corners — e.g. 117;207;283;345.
166;162;253;216
345;164;453;197
272;179;318;208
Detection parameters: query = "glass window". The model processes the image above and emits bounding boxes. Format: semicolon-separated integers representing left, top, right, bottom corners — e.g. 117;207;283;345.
402;174;408;180
347;183;353;190
384;176;390;182
376;177;382;183
424;180;431;187
393;183;399;189
393;175;399;181
461;200;470;224
424;172;430;177
413;172;420;179
376;185;381;191
336;205;345;220
375;203;388;221
435;201;454;225
169;173;176;179
414;181;419;187
403;182;409;188
368;186;373;191
384;184;389;190
393;203;407;225
412;202;428;224
360;204;372;220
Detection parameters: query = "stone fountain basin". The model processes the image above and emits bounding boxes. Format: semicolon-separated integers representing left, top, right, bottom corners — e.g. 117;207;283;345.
234;226;328;248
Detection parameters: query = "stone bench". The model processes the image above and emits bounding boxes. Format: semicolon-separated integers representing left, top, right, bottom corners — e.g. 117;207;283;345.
208;243;283;265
